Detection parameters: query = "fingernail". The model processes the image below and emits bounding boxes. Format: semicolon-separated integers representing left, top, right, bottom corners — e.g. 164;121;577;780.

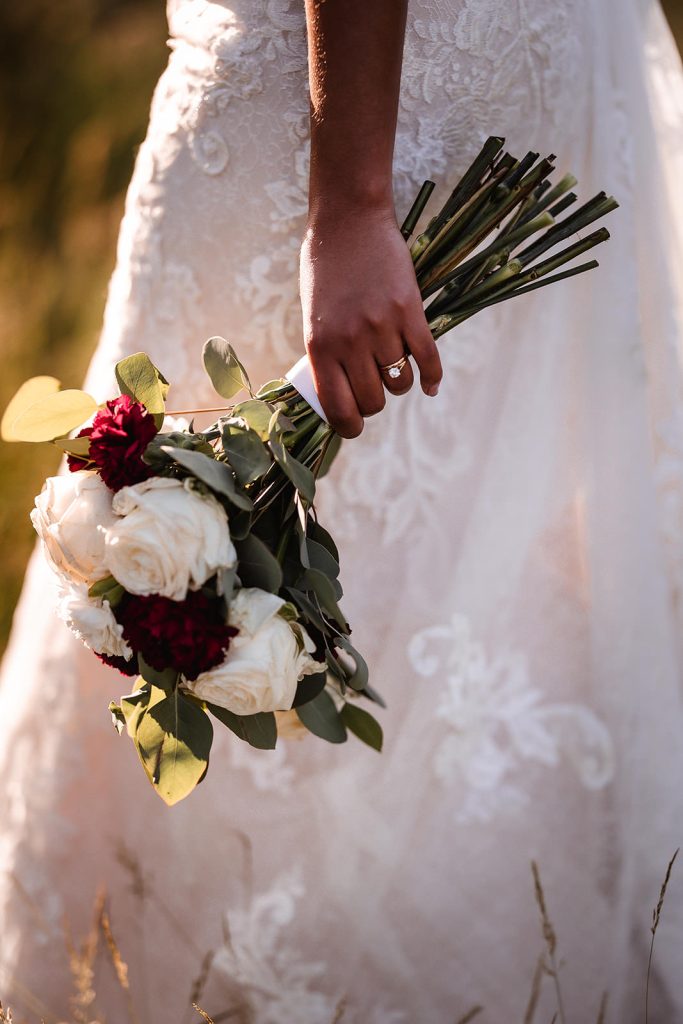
427;383;440;397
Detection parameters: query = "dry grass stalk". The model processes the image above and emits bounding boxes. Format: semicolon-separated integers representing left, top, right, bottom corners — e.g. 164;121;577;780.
523;955;545;1024
0;1003;13;1023
645;848;679;1023
531;862;566;1024
192;1003;215;1024
331;996;347;1023
64;891;104;1024
455;1007;483;1023
186;951;215;1021
595;991;608;1024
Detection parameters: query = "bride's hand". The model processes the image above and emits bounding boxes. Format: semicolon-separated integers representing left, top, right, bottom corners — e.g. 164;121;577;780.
299;205;443;438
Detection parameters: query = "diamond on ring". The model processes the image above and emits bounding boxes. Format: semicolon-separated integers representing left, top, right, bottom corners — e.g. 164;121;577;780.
388;366;402;379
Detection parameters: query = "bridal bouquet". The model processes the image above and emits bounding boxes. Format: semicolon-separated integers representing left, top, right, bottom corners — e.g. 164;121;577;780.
2;138;617;805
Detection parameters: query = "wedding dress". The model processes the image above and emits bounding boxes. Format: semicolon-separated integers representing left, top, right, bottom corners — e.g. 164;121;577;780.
2;1;683;1020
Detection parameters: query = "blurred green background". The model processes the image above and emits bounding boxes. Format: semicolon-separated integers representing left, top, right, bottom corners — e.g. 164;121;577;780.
0;1;681;656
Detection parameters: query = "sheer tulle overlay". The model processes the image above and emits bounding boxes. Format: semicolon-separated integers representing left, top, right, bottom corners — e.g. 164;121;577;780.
2;2;683;1020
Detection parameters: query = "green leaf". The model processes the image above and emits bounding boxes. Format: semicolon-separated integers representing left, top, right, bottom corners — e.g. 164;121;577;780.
219;565;238;604
53;435;92;458
1;376;61;441
269;433;316;503
308;519;340;562
202;337;251;399
340;703;383;751
296;690;347;744
336;634;369;691
235;533;283;593
307;538;340;580
207;702;277;749
135;691;214;806
120;685;155;739
256;378;288;400
161;446;253;511
232;399;273;440
317;431;342;478
298;568;346;629
221;427;271;486
285;587;329;633
115;352;167;426
8;389;98;443
88;575;126;611
291;671;328;708
138;655;178;692
109;702;126;734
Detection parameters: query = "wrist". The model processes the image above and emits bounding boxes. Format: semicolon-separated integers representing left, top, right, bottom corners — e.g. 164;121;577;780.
307;181;395;226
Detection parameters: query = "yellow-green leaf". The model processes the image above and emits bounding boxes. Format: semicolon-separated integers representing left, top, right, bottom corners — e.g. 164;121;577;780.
1;376;61;441
9;389;98;443
135;691;213;806
115;352;167;426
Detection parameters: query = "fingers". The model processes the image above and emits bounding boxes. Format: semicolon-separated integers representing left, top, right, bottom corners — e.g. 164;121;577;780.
344;350;386;418
310;359;364;439
404;309;443;396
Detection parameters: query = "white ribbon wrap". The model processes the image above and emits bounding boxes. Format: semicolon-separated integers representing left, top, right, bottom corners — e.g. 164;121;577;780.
285;354;328;423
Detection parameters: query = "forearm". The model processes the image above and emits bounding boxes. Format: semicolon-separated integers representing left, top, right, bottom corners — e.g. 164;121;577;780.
303;0;408;217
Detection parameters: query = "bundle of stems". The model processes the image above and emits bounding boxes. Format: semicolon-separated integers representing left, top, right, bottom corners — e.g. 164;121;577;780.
251;135;618;499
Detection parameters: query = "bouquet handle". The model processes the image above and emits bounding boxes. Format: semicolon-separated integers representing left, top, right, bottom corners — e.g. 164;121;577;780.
285;354;329;423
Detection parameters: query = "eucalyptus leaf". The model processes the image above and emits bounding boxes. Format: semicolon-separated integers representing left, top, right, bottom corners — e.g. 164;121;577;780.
109;702;126;734
308;519;340;562
115;352;167;425
269;433;316;503
202;337;251;399
340;703;383;752
317;431;342;479
53;435;92;458
135;691;214;806
1;375;61;441
161;446;253;511
222;427;271;486
207;702;277;749
285;587;329;633
291;671;328;708
298;568;346;629
335;634;369;691
232;399;273;440
307;538;340;580
8;390;98;443
138;655;178;692
296;690;347;744
235;533;283;593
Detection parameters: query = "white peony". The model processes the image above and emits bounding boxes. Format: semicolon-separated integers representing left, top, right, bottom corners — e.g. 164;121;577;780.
31;471;116;586
184;588;325;716
103;477;235;600
56;580;132;659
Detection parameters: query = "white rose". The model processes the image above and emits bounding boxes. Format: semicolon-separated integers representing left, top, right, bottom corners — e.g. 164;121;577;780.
31;471;116;586
56;580;132;659
103;477;235;600
184;587;325;715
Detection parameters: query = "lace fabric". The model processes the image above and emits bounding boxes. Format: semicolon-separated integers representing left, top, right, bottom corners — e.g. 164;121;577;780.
1;1;683;1020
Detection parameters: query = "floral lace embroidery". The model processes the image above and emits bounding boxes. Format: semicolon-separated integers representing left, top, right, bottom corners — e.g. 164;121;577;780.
212;868;338;1022
408;613;615;823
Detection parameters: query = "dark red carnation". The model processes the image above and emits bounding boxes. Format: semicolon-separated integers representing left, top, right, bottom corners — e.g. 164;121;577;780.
95;651;140;677
87;394;158;491
115;590;237;681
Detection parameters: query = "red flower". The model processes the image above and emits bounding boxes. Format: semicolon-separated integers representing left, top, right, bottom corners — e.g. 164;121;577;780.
116;590;237;681
96;651;139;677
87;395;158;491
66;427;93;472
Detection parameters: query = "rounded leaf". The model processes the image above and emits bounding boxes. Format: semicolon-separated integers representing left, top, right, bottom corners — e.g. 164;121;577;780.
8;389;98;442
1;376;61;441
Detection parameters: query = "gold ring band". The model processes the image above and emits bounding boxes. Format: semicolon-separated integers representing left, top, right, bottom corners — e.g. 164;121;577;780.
379;354;409;380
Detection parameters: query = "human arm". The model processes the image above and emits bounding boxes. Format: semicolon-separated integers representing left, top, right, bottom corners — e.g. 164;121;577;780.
300;0;443;438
